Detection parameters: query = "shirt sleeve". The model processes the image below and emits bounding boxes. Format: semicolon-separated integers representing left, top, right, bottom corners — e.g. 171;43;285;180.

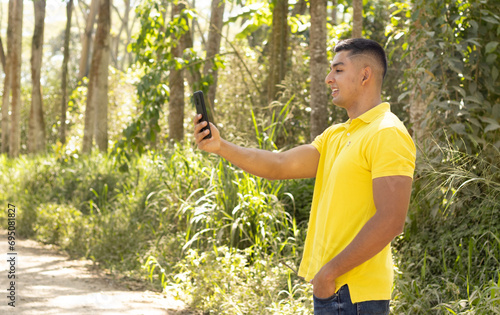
366;127;416;179
311;129;326;154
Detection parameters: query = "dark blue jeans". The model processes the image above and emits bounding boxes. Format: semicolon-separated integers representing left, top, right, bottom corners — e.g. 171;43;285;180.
313;284;390;315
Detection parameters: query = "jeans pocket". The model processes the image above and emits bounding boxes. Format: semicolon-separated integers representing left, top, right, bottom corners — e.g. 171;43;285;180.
356;299;390;315
313;292;337;302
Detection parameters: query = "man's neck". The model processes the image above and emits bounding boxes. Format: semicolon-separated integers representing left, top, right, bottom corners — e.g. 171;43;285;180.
346;96;383;120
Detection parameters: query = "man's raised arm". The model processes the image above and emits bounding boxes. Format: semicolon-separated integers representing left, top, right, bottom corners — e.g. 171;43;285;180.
194;114;320;180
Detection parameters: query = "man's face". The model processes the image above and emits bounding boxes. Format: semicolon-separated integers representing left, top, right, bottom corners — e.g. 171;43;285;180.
325;51;363;109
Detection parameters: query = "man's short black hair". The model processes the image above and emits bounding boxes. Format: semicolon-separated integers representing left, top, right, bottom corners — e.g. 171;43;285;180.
334;38;388;80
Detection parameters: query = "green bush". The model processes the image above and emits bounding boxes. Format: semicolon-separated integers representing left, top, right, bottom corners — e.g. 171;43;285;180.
34;203;83;247
2;140;499;314
168;246;313;314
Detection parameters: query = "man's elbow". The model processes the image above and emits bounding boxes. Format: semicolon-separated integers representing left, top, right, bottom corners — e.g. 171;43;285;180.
377;211;406;239
393;221;405;237
388;216;406;239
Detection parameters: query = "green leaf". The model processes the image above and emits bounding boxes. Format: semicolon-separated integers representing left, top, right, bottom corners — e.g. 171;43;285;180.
492;104;500;119
479;116;500;125
482;16;499;24
450;123;466;135
484;123;500;133
485;41;499;54
452;86;466;98
492;66;499;81
468;81;477;94
486;53;498;64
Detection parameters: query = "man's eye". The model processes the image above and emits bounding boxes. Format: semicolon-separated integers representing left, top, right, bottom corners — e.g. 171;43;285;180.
336;70;343;73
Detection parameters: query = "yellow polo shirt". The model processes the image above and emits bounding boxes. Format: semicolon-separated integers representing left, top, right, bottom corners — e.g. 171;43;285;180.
298;102;416;303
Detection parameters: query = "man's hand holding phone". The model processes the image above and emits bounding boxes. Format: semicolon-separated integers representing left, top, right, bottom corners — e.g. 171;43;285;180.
194;114;221;154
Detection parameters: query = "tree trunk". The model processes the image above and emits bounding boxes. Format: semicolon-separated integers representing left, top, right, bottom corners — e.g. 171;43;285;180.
113;0;131;71
82;0;110;153
60;0;73;145
267;0;289;104
8;0;22;158
291;0;307;16
182;23;202;92
309;0;329;140
330;0;337;25
78;0;100;81
94;0;110;152
0;38;6;71
28;0;47;154
168;2;186;142
352;0;362;38
408;16;433;146
202;0;225;116
1;0;14;154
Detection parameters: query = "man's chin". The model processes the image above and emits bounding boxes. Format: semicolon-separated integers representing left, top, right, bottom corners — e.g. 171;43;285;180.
331;99;344;107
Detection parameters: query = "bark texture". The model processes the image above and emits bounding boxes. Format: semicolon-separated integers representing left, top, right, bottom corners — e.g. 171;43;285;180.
28;0;47;154
330;0;337;25
352;0;363;38
168;2;186;142
0;38;6;71
291;0;307;16
309;0;329;140
1;0;14;154
267;0;289;104
408;17;434;146
8;0;22;157
60;0;74;145
78;0;100;81
202;0;225;116
82;0;110;153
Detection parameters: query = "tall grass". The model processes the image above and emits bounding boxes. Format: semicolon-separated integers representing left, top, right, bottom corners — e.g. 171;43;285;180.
392;143;500;314
1;132;499;313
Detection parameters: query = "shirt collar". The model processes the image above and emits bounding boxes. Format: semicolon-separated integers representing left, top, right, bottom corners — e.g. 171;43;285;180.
344;102;390;127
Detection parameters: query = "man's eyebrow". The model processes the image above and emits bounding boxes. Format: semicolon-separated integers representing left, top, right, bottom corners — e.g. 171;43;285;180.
330;62;345;69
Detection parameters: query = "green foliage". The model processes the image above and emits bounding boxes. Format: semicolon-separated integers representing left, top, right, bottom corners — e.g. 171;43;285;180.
400;0;500;151
113;0;203;167
2;0;500;313
168;246;313;314
33;203;83;246
392;143;500;313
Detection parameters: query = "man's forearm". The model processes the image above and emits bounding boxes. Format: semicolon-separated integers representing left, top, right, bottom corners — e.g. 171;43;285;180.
217;139;283;180
318;211;403;283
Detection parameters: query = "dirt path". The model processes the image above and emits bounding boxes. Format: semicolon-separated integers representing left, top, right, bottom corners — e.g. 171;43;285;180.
0;230;194;315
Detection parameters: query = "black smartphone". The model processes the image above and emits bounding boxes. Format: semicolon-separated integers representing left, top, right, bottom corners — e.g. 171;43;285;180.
193;90;212;140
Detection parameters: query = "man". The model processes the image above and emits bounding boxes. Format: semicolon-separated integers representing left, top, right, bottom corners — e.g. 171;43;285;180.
194;38;416;314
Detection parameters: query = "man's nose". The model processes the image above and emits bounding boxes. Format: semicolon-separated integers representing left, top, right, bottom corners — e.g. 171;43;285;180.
325;71;334;85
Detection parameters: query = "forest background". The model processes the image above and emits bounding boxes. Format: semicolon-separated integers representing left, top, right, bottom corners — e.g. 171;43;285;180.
0;0;499;313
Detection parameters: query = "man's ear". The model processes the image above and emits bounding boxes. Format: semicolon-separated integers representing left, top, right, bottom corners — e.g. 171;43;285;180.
361;67;372;85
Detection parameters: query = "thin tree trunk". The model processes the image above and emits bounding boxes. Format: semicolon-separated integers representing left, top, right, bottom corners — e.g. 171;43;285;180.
8;0;22;158
203;0;225;116
82;0;110;153
352;0;362;38
94;0;110;152
408;16;434;146
291;0;307;16
28;0;47;154
60;0;73;145
309;0;329;140
1;0;14;154
267;0;289;104
0;38;6;71
78;0;100;81
169;2;186;142
112;0;131;71
330;0;337;25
